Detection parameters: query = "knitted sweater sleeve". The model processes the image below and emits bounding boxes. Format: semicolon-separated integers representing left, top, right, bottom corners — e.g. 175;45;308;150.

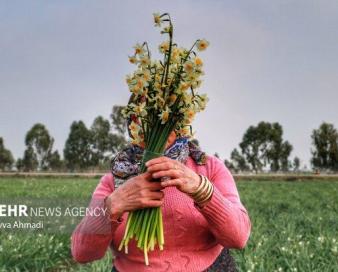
196;156;251;249
71;173;123;263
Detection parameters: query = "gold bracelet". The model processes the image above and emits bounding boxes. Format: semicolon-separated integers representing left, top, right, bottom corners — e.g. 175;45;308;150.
195;180;212;202
194;177;214;205
197;184;214;205
189;175;206;197
195;186;211;203
192;176;209;200
193;176;209;202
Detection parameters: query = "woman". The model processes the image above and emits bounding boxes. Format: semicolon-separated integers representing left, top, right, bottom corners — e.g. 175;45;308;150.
71;131;251;271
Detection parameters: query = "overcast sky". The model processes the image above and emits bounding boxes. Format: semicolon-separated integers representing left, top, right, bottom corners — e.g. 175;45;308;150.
1;0;338;168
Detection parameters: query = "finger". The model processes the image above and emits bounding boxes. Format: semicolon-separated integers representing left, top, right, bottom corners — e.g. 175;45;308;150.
144;180;164;190
145;156;171;167
146;191;164;200
152;169;181;179
139;172;152;180
147;161;177;173
161;178;182;188
141;199;164;208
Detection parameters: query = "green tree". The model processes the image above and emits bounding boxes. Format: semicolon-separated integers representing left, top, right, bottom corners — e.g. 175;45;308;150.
22;146;38;171
16;158;24;172
64;121;93;171
265;123;293;172
110;105;128;136
293;156;301;172
230;148;249;172
91;116;113;165
110;106;128;152
91;116;127;167
48;150;64;171
224;158;236;173
232;122;293;173
311;122;338;171
0;137;14;171
25;123;54;170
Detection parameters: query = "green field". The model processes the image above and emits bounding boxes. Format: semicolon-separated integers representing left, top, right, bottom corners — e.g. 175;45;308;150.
0;177;337;272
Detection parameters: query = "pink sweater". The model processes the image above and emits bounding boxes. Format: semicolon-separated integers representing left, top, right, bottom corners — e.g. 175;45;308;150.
71;155;251;272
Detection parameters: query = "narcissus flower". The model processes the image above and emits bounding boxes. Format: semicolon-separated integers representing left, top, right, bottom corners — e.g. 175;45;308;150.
151;94;165;109
162;26;171;33
129;120;141;134
191;80;202;89
184;61;195;74
142;70;151;81
134;43;145;55
126;75;133;85
133;102;147;117
159;41;170;53
194;57;203;66
196;39;209;51
153;13;162;27
176;82;190;95
168;94;177;105
129;76;149;95
158;106;171;124
193;94;209;111
185;109;195;122
171;47;181;63
176;126;191;137
139;55;151;67
129;56;138;64
182;94;193;105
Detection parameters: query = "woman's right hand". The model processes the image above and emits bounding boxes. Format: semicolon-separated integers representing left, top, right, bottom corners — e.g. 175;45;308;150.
105;172;164;219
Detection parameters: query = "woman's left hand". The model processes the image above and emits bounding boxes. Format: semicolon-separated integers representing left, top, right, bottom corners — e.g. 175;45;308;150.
146;156;201;195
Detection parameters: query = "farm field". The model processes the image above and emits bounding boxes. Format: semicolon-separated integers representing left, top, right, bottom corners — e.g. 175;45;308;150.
0;177;337;272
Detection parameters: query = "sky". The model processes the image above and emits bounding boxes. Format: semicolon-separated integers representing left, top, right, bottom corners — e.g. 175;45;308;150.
1;0;338;168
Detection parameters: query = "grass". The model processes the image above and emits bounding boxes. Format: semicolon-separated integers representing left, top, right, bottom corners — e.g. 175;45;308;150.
233;181;338;272
0;177;337;271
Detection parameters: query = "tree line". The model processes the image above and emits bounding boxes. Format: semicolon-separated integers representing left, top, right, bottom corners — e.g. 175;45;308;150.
0;108;338;173
223;121;338;173
0;106;127;172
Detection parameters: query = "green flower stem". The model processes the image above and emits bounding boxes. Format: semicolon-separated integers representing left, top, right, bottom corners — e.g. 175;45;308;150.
156;208;164;250
126;209;140;241
133;211;142;237
159;208;164;247
147;119;162;150
118;211;133;252
148;208;158;251
134;210;144;241
137;209;150;249
143;208;156;265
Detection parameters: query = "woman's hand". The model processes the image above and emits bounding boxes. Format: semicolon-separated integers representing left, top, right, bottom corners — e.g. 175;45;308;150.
146;156;201;195
105;172;164;219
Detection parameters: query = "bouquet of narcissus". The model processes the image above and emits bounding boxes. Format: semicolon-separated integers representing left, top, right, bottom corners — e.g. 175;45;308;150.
119;12;209;265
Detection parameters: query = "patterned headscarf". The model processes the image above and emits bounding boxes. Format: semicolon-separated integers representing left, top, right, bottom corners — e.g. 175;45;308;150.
111;138;206;189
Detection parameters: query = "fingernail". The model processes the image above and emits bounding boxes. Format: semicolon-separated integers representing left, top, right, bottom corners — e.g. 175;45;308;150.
145;162;150;167
152;173;157;178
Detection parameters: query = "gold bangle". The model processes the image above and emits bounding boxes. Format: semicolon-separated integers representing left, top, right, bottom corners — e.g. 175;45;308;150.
198;180;212;199
193;177;209;202
192;176;209;200
194;183;211;203
189;175;206;197
198;184;214;205
194;177;214;205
